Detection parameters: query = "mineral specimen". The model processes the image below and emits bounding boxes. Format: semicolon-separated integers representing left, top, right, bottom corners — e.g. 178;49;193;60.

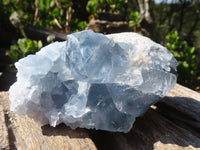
9;30;178;133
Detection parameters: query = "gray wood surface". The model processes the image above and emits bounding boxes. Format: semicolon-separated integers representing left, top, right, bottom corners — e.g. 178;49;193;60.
0;105;9;150
0;84;200;150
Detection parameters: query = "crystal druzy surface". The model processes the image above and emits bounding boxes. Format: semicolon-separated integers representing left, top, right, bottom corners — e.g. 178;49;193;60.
9;30;178;133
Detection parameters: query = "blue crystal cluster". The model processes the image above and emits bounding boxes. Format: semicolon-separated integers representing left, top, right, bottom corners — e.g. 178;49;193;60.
9;30;178;133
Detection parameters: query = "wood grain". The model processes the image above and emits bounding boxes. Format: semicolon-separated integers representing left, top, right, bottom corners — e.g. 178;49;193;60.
0;105;9;150
11;116;97;150
155;84;200;138
88;108;200;150
0;84;200;150
0;92;97;150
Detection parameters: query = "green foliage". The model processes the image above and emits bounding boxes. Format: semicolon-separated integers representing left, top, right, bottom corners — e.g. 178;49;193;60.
86;0;101;14
166;31;199;86
0;0;35;26
0;0;87;32
129;11;141;32
86;0;127;14
47;35;55;43
77;21;87;30
129;11;140;23
9;38;42;62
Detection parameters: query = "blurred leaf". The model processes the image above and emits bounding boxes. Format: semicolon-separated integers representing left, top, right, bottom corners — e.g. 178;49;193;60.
129;11;140;22
129;11;140;30
9;38;43;62
50;0;55;7
38;40;43;49
87;0;99;14
17;38;26;53
39;0;45;12
47;35;55;43
52;8;60;18
9;45;21;62
58;0;69;3
77;21;87;30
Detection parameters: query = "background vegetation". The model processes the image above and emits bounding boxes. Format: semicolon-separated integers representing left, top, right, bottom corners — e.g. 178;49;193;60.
0;0;199;90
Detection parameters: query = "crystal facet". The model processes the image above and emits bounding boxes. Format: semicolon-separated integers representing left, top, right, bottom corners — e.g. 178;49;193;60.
9;30;178;133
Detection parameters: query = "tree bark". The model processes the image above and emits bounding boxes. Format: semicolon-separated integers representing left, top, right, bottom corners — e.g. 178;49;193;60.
34;0;39;25
137;0;155;39
186;2;200;44
178;0;186;34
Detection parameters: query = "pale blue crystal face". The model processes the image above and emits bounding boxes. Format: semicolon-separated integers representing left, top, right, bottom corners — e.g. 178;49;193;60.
9;30;178;133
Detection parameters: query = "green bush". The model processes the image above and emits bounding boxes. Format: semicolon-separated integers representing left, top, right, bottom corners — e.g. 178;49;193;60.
128;11;140;32
86;0;127;14
0;0;87;32
9;38;42;62
166;31;199;87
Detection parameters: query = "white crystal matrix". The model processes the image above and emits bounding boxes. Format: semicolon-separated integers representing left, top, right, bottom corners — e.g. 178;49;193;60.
9;30;178;133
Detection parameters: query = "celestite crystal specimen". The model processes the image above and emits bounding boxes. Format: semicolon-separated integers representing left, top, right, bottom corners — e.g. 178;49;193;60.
9;30;178;133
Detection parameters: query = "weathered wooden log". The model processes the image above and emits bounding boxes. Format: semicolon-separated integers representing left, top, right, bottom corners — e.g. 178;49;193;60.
155;84;200;138
24;26;66;43
0;105;9;150
0;84;200;150
0;92;97;150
